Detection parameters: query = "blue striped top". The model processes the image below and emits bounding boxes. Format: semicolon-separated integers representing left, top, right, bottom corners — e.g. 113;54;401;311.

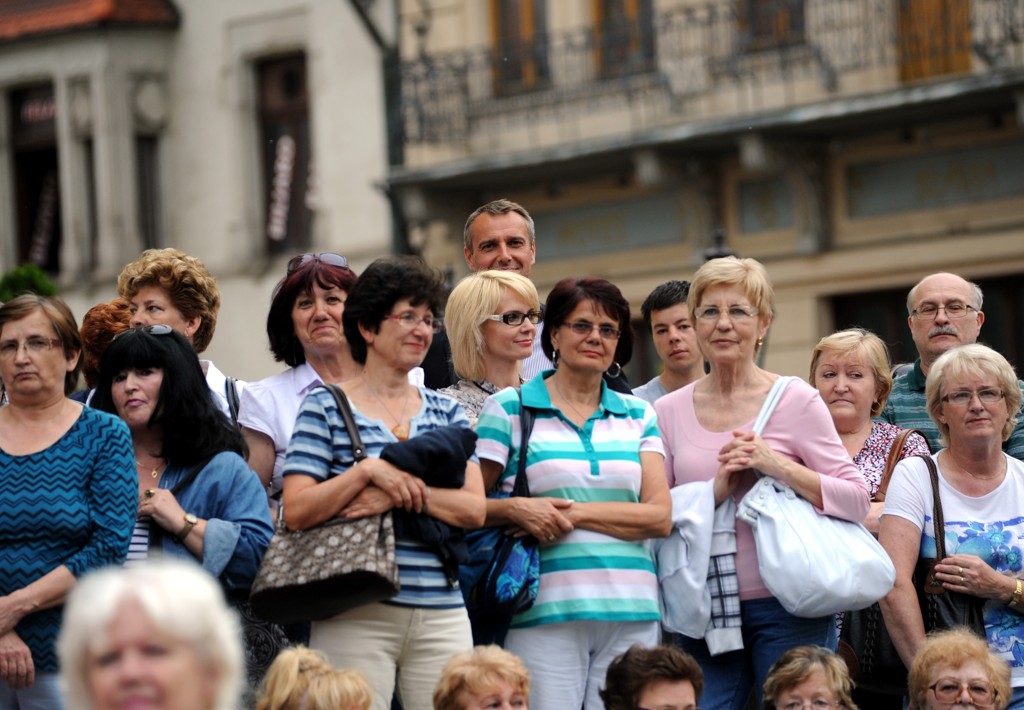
284;386;474;608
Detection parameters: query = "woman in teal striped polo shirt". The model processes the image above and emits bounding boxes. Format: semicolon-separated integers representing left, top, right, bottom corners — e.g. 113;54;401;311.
476;276;672;710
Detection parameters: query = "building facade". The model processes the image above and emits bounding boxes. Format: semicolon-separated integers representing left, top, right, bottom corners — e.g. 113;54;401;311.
0;0;396;380
389;0;1024;380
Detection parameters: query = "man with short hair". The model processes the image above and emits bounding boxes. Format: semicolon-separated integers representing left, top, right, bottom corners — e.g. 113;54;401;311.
632;280;702;405
880;271;1024;457
423;199;548;388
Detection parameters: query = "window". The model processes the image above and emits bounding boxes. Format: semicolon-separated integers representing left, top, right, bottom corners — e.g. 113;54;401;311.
898;0;970;82
135;135;161;250
491;0;549;95
9;84;62;274
739;0;805;50
258;53;313;254
595;0;655;78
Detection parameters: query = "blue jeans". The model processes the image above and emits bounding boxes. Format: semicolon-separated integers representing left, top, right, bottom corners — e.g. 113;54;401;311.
675;596;833;710
0;673;64;710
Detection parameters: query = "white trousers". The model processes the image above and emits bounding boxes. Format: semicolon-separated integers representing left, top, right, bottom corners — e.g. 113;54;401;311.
311;602;472;710
505;619;659;710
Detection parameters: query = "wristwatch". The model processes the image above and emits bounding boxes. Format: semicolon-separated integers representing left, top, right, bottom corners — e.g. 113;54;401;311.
177;513;198;541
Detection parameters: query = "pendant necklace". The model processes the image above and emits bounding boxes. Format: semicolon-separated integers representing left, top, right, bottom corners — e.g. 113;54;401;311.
553;376;593;424
362;375;411;440
135;458;166;479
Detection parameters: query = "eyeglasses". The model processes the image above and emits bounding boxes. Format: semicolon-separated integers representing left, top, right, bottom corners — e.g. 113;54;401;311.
564;321;621;340
383;312;443;334
286;252;350;274
929;678;996;706
112;324;175;342
911;302;977;320
0;336;62;359
487;310;542;327
780;700;838;710
941;388;1005;406
693;305;759;321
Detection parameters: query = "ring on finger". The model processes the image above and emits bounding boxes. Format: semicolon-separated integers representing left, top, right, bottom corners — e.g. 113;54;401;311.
961;575;966;584
145;489;156;499
547;534;555;541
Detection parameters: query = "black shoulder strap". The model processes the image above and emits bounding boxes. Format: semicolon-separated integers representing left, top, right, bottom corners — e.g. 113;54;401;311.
512;388;535;497
323;384;367;461
225;377;240;425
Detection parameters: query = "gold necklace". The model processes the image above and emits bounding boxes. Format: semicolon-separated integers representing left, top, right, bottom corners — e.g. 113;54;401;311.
552;377;595;423
135;458;166;479
362;375;411;440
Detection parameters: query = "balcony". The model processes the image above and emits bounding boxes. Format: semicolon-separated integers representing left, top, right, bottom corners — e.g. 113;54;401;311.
395;0;1024;170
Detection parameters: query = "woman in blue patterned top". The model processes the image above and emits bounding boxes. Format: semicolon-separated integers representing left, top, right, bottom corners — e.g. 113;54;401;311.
881;344;1024;708
0;295;136;708
283;255;485;710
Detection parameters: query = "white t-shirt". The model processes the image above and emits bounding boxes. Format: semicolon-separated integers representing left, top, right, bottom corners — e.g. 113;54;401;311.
884;452;1024;687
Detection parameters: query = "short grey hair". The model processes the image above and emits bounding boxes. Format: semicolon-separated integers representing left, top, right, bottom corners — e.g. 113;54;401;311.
59;560;244;710
925;343;1021;447
463;199;535;252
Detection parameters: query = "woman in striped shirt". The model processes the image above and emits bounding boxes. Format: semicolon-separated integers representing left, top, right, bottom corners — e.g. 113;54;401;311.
282;255;485;710
476;276;672;710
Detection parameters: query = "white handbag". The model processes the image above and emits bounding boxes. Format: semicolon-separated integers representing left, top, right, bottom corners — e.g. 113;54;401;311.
736;377;896;618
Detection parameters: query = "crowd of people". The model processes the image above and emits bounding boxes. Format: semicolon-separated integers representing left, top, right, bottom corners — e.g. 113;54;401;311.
1;197;1023;710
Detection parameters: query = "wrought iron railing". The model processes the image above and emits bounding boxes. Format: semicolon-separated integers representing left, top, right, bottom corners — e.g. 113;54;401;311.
396;0;1024;152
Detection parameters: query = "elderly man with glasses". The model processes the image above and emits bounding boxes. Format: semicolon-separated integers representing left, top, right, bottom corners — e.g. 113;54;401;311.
880;271;1024;458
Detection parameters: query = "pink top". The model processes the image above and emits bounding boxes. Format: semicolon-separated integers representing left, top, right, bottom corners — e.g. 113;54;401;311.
655;378;870;600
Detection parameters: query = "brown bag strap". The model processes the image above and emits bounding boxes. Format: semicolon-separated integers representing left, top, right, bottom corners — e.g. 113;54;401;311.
875;428;927;502
918;454;946;560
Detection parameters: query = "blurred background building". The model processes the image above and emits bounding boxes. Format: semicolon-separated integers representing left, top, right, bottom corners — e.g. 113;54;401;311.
0;0;395;379
1;0;1023;383
389;0;1024;381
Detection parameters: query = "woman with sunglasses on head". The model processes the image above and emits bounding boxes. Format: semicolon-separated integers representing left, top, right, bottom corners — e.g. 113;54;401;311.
238;252;360;503
475;276;671;710
0;294;136;708
654;257;869;710
438;271;541;426
91;325;274;694
282;255;486;710
880;343;1024;708
117;247;244;420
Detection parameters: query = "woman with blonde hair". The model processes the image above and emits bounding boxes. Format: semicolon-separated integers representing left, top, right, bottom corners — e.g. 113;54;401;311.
655;257;869;709
763;646;858;710
433;645;530;710
257;646;373;710
880;344;1024;707
438;271;540;426
908;628;1011;710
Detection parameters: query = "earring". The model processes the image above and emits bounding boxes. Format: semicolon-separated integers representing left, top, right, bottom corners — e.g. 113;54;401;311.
756;337;764;350
606;362;622;379
552;350;560;368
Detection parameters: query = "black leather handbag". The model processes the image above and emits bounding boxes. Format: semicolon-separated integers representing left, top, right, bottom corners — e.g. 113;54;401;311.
914;454;987;636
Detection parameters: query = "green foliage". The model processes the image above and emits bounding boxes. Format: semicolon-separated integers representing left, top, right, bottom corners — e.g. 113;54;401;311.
0;263;58;302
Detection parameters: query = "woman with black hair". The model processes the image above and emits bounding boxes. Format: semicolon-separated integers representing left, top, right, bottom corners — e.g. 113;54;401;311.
92;325;272;584
282;255;485;710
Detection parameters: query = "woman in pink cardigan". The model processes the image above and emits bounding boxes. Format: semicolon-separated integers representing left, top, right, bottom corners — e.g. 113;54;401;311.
654;256;869;710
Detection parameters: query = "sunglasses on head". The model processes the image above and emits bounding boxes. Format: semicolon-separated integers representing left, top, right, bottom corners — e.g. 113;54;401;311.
286;253;350;274
112;324;175;341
